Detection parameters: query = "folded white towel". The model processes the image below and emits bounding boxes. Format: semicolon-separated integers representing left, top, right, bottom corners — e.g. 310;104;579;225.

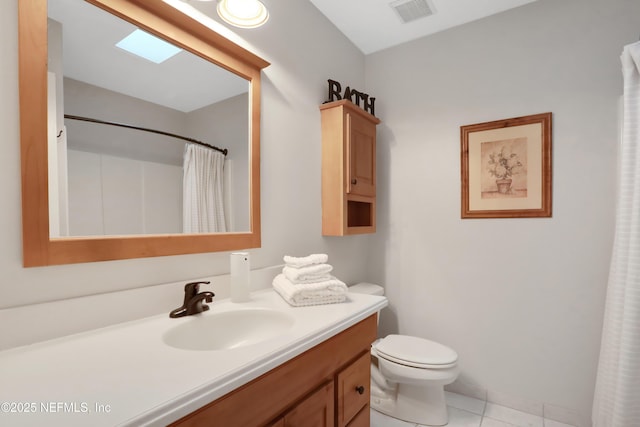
283;264;333;283
272;274;348;307
283;253;329;268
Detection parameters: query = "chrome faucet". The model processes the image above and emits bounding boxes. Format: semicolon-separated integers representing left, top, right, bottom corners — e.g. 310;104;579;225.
170;281;215;318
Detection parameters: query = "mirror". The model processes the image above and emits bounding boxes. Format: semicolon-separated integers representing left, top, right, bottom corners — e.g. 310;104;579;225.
19;0;269;266
48;0;251;237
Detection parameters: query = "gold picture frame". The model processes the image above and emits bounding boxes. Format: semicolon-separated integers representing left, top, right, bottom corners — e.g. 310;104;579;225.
461;112;552;218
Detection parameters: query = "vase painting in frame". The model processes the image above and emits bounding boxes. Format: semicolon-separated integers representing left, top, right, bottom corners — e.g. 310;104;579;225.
461;112;552;218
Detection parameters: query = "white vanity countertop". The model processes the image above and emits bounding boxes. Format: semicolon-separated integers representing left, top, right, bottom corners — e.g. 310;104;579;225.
0;289;387;427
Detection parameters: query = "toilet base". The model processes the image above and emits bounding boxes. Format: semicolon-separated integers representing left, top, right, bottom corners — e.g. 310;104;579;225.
371;382;449;426
369;335;459;426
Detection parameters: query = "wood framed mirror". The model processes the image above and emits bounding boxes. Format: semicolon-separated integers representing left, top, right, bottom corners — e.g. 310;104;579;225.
19;0;269;267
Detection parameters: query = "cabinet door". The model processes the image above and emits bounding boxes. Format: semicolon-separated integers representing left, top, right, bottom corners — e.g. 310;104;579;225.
267;418;285;427
346;113;376;197
337;352;371;427
284;381;334;427
347;405;370;427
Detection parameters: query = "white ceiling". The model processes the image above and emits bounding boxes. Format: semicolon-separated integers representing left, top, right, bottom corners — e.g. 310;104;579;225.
308;0;539;54
47;0;541;113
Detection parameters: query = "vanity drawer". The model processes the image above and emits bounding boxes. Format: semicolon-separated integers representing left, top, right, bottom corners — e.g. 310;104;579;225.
337;351;371;427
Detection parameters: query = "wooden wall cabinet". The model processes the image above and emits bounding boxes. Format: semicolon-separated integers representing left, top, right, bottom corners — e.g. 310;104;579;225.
320;100;380;236
170;315;376;427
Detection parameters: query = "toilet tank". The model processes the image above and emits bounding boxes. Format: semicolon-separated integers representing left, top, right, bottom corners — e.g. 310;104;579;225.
349;282;385;296
349;283;384;326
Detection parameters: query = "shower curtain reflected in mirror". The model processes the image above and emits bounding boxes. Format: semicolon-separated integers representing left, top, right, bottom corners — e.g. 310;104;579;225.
183;144;227;233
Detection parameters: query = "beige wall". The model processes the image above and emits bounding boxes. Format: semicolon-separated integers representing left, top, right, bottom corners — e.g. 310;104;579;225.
365;0;640;424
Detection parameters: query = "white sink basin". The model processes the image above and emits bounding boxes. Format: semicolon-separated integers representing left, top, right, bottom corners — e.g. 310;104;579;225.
162;308;295;351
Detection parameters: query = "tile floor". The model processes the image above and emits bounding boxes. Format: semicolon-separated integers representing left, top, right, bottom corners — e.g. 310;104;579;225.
370;392;576;427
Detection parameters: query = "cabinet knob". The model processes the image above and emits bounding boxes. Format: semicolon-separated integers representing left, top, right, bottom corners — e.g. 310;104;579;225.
355;385;365;395
351;178;357;185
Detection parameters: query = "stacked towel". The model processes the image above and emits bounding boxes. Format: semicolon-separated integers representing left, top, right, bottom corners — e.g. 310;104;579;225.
283;264;333;283
274;253;347;306
283;253;328;268
272;274;347;307
282;253;333;284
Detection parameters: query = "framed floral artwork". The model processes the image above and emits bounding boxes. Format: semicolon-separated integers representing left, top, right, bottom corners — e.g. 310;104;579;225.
460;112;552;218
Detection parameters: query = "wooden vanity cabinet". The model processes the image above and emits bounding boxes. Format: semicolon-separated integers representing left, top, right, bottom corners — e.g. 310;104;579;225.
337;352;371;427
268;381;335;427
169;314;376;427
320;100;380;236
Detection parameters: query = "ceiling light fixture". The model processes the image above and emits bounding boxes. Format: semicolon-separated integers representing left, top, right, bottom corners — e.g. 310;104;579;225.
216;0;269;29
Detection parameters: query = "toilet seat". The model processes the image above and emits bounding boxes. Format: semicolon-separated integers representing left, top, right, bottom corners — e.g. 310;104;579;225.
374;334;458;369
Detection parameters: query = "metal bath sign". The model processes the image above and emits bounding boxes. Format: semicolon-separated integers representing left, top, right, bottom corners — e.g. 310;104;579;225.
325;79;376;117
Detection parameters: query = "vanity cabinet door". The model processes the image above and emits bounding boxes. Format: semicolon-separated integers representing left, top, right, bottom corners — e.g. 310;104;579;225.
346;405;370;427
283;381;334;427
337;352;371;427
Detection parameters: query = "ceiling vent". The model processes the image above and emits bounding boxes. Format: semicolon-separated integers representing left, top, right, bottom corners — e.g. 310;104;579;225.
389;0;435;24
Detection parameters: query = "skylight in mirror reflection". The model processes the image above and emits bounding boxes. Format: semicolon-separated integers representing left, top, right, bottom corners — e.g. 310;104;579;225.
116;29;182;64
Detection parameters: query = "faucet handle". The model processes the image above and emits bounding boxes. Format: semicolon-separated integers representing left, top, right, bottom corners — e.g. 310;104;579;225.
184;280;210;295
170;282;214;318
183;281;210;306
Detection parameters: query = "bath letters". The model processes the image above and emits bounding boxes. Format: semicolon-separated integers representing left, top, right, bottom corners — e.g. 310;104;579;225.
327;79;376;116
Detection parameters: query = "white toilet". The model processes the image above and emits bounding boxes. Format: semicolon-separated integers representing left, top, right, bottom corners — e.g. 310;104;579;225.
349;283;460;426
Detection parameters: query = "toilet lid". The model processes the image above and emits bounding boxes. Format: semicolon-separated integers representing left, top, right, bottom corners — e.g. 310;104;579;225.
374;334;458;369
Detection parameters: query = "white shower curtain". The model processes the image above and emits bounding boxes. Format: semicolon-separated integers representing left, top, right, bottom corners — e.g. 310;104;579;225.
183;144;227;233
592;41;640;427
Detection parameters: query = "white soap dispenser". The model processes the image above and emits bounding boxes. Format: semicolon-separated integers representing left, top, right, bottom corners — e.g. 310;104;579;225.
230;252;250;302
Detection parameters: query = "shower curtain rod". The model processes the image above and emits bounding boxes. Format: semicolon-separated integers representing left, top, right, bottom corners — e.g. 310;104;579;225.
63;114;228;156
